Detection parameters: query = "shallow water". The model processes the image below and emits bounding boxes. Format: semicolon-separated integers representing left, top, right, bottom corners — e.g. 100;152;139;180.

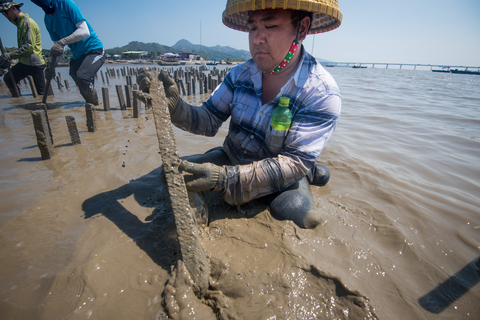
0;64;479;319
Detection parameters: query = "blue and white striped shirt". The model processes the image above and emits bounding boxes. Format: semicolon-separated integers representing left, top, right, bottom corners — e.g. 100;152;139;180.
171;47;341;205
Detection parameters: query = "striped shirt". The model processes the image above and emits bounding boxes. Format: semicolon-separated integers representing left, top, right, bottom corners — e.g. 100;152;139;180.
171;47;341;205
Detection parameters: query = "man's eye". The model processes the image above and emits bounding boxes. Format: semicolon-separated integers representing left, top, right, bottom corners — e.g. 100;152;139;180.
265;25;277;29
248;26;257;31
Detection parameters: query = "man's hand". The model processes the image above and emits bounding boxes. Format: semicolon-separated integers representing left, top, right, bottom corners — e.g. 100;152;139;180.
136;67;152;93
0;53;11;64
137;68;180;113
179;160;226;193
159;69;180;113
50;42;64;57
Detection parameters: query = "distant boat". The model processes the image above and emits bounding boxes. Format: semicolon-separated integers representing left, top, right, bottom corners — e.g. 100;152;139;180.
450;68;480;75
432;67;451;73
157;59;180;66
352;65;367;69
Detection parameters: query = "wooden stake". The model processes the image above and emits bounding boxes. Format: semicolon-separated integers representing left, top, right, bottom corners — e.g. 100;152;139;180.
150;74;209;298
31;109;53;160
27;76;38;98
85;103;97;132
65;115;81;145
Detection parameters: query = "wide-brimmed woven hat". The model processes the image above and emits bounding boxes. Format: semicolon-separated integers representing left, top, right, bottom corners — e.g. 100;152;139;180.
0;1;23;12
222;0;342;34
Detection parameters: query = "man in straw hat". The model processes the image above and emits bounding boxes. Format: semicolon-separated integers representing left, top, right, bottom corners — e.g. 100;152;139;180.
0;0;46;96
140;0;343;229
31;0;105;105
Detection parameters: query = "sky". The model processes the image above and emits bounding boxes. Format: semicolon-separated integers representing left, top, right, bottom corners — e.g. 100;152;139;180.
1;0;479;66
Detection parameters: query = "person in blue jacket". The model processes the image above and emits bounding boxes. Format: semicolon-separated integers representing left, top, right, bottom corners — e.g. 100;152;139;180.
31;0;105;104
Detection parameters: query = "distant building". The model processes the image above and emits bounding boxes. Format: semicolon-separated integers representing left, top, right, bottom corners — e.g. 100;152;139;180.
121;51;149;59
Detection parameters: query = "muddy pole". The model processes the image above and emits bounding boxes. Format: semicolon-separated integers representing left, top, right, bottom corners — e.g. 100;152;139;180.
106;72;110;85
102;87;110;111
35;103;53;144
93;89;100;106
64;79;70;90
191;78;196;95
132;90;141;118
100;70;105;84
47;81;54;97
42;55;56;103
65;116;81;145
85;103;97;132
149;75;209;298
125;85;133;108
56;76;62;90
0;109;5;126
115;85;126;110
31;109;54;160
27;76;38;98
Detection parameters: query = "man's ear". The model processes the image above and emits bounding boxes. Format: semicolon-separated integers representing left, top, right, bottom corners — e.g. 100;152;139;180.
298;16;311;42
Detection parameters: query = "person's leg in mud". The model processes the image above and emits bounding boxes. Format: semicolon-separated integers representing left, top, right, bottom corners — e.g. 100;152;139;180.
69;48;105;104
3;62;26;96
263;163;331;229
30;64;46;96
4;63;46;96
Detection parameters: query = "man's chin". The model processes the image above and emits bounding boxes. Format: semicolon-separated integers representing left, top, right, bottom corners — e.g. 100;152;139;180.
253;59;275;73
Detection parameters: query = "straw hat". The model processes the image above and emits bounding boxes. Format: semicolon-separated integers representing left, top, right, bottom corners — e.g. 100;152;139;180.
222;0;342;34
0;1;23;12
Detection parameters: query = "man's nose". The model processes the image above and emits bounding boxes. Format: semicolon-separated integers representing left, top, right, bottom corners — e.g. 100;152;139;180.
252;29;266;45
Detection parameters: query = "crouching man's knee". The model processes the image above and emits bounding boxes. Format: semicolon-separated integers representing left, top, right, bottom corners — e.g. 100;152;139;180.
268;178;321;229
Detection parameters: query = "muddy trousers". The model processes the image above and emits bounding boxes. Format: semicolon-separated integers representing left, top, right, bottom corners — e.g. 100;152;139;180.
180;147;330;229
69;48;105;105
3;62;46;96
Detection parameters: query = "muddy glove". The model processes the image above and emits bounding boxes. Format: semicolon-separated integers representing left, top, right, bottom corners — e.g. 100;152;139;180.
179;160;226;193
0;54;10;69
0;53;11;64
159;69;180;114
50;42;64;57
136;67;153;93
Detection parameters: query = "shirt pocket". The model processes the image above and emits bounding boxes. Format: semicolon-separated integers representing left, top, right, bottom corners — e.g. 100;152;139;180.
265;125;288;155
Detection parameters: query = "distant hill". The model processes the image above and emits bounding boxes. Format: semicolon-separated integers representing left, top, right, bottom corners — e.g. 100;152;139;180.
171;39;251;61
105;39;251;61
106;41;175;55
105;40;333;63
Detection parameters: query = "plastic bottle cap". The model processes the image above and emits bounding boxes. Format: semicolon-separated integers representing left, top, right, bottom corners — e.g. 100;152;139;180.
279;97;289;107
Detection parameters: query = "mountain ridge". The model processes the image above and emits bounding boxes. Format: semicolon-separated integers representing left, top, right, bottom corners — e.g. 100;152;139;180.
106;39;251;61
105;39;333;63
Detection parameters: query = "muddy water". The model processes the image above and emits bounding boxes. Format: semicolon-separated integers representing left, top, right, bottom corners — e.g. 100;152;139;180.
0;64;479;319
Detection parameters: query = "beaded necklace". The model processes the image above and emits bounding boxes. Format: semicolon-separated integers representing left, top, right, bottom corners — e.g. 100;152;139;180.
265;15;303;75
266;41;299;74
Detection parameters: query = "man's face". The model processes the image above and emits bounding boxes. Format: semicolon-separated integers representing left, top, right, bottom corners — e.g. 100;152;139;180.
1;7;17;21
248;9;297;73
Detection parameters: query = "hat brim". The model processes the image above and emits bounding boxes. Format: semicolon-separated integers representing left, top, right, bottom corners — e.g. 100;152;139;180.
222;0;342;34
0;2;24;12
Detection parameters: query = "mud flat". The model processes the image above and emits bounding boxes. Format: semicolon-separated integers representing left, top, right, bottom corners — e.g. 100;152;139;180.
1;64;479;319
